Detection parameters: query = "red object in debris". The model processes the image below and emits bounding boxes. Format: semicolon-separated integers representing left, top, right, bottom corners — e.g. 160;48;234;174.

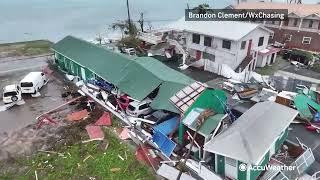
119;128;130;140
118;95;130;111
306;125;317;131
85;125;104;140
67;109;89;121
36;114;58;129
135;145;161;170
94;112;112;126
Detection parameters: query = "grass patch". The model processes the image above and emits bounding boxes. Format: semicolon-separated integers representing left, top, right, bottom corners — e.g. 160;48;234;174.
0;129;155;180
255;56;286;75
0;40;53;57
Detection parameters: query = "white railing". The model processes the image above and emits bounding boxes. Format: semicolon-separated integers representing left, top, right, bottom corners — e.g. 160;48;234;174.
264;24;320;33
138;32;163;44
167;39;188;65
312;171;320;179
273;148;315;180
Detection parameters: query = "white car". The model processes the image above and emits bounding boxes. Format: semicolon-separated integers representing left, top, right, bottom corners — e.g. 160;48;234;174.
126;98;153;118
124;48;136;56
20;72;47;94
2;84;22;104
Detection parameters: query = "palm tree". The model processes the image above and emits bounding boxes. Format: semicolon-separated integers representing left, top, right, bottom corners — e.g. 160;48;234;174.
111;21;127;39
110;20;138;38
193;3;210;14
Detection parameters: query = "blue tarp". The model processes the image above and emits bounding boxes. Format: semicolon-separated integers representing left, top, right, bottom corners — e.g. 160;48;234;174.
153;116;179;136
152;129;176;158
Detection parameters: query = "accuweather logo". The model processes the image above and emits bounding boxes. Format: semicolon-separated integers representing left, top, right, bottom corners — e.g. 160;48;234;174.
238;163;296;171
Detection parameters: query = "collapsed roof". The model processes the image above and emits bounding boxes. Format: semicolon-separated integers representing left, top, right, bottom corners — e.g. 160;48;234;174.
204;101;298;165
52;36;194;113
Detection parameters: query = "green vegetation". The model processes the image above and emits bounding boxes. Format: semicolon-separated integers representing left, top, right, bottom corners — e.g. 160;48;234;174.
255;56;286;75
0;129;155;180
311;62;320;73
193;3;211;13
282;49;313;65
0;40;53;57
110;20;142;51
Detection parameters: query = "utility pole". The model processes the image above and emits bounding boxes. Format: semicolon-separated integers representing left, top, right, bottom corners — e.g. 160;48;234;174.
126;0;132;35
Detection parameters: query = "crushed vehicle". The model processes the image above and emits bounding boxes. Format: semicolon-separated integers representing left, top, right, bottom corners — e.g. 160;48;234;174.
126;98;153;118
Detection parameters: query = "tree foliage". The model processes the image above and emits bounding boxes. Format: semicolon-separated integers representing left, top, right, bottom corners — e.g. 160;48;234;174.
110;20;138;37
193;3;211;14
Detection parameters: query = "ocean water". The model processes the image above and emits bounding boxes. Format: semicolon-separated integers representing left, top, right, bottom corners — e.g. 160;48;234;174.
0;0;318;43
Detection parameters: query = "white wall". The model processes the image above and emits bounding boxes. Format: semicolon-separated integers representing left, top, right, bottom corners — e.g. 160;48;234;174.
185;33;237;69
235;27;271;67
301;19;320;29
288;17;300;27
185;27;271;71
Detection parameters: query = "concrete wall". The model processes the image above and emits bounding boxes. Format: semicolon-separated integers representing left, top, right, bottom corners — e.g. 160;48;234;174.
301;19;320;29
185;27;271;71
236;27;271;66
270;27;320;52
186;33;237;69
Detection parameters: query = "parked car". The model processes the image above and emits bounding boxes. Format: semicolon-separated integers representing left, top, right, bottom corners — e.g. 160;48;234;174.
124;48;136;56
20;72;47;94
2;84;22;104
126;98;153;118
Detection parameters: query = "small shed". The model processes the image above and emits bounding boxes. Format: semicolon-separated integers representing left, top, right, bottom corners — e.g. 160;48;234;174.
204;101;298;180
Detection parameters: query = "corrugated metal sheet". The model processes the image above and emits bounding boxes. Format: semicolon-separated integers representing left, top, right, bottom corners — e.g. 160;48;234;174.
52;36;194;113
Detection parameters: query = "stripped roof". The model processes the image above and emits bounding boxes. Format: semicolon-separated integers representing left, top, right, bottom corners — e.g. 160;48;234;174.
235;2;320;17
166;18;272;41
204;101;298;165
170;82;207;113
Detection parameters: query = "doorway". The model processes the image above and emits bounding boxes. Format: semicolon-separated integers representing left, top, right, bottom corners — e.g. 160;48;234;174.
247;39;252;56
196;50;202;60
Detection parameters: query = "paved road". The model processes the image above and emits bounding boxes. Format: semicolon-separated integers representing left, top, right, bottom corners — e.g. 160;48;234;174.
288;124;320;175
0;56;48;75
275;70;320;84
0;56;65;134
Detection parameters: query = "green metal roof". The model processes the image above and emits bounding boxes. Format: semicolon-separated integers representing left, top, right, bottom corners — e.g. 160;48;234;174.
150;82;188;114
189;114;225;138
184;89;227;116
52;35;131;86
52;36;194;113
294;94;320;119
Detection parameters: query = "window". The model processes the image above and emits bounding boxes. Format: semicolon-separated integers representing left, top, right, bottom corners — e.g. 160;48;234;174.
269;33;274;39
285;34;292;41
202;52;215;61
21;82;33;87
240;41;246;49
3;92;18;97
309;20;314;28
225;157;237;167
127;105;135;111
192;34;200;44
302;37;312;44
258;37;264;46
293;18;298;26
222;40;231;50
204;36;212;47
139;103;149;110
